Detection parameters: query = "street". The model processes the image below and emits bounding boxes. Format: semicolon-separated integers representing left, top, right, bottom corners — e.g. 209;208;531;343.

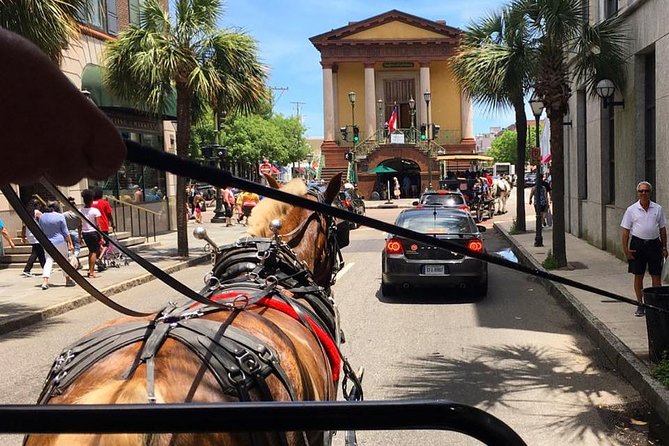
0;204;659;445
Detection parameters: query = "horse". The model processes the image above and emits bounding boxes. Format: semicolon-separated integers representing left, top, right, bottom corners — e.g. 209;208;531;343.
491;176;512;215
25;173;349;446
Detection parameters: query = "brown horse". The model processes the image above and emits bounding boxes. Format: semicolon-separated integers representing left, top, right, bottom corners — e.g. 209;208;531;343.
26;174;345;446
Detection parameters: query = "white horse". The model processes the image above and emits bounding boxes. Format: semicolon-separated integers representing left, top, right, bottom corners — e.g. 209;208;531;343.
491;176;512;215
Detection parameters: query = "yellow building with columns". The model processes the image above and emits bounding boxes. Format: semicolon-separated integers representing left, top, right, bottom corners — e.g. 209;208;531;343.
310;10;475;199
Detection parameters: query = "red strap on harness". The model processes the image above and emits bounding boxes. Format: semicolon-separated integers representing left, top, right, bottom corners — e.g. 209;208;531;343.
209;292;341;381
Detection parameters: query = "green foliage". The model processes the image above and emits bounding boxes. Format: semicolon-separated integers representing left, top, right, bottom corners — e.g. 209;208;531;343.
651;353;669;388
488;126;540;163
509;218;521;235
542;250;559;270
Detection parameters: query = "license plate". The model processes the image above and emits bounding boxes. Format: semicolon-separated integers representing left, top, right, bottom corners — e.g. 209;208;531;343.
424;265;445;275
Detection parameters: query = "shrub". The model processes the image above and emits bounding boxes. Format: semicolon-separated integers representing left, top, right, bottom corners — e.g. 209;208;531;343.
542;250;559;270
651;353;669;388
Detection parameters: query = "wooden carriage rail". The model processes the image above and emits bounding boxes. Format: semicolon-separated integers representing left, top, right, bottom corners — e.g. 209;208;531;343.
0;400;526;445
125;140;669;315
107;195;160;243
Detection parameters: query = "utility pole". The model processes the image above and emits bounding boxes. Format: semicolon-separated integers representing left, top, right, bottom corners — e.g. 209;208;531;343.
290;101;306;123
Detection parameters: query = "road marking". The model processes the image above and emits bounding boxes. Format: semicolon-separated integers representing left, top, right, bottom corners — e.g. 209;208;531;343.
335;262;355;281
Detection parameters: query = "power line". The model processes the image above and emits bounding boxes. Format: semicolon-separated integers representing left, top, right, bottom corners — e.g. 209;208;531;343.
290;101;306;121
270;86;288;104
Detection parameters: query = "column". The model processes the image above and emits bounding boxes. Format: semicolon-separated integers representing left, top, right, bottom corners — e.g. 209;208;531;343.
332;65;339;139
322;64;335;141
419;63;431;127
364;63;376;140
461;92;475;142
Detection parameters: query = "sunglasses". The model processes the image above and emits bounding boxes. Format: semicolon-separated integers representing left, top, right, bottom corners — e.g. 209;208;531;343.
638;189;651;193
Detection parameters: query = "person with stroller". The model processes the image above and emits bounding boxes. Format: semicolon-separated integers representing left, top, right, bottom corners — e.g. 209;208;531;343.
79;189;102;279
92;187;114;272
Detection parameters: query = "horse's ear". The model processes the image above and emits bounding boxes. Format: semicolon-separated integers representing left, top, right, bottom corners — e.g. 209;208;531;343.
323;173;343;204
264;174;281;189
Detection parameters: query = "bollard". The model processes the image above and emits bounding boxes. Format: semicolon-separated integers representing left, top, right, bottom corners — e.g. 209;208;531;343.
643;286;669;363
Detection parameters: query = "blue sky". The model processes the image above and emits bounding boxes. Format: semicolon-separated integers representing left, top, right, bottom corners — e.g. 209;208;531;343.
219;0;516;138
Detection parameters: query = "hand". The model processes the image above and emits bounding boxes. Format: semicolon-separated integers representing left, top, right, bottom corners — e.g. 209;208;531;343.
625;250;636;260
663;247;668;258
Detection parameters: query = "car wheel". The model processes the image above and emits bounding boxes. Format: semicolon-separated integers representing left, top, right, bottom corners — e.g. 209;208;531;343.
381;282;397;297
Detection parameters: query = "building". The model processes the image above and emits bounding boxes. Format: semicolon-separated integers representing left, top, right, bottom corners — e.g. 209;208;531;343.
475;127;503;154
310;10;476;199
0;0;177;239
565;0;666;257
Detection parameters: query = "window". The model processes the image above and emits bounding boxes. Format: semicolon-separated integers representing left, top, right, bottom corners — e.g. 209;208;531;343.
645;52;656;199
577;90;587;199
605;105;615;204
128;0;144;26
80;0;118;35
605;0;618;18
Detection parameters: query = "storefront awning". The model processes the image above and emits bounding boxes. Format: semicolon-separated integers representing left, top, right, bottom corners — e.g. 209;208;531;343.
81;64;176;118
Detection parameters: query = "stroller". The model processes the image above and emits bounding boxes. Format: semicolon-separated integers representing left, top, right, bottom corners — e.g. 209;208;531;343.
97;232;130;270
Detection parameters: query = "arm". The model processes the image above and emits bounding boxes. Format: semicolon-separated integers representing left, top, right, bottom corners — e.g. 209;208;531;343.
622;228;633;259
661;227;667;258
1;228;14;248
20;224;26;244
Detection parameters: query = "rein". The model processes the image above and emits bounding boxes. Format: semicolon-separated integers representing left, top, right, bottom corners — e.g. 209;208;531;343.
123;141;669;314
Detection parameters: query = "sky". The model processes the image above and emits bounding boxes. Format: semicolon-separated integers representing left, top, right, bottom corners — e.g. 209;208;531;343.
218;0;518;138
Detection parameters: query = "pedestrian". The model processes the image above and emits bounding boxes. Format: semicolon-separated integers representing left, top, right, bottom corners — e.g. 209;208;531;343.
79;189;102;279
63;197;83;270
222;186;236;226
529;175;552;234
402;176;411;198
38;201;74;290
238;190;260;225
92;187;114;271
193;193;204;223
621;181;668;317
0;216;16;254
20;198;45;277
393;177;401;199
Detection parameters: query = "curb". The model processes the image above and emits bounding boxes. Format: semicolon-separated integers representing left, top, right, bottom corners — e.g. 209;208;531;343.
0;253;211;336
494;223;669;425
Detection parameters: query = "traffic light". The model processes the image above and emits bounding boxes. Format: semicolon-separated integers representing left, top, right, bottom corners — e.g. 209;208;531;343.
344;152;354;162
431;124;440;139
420;124;427;141
340;126;348;141
352;126;360;143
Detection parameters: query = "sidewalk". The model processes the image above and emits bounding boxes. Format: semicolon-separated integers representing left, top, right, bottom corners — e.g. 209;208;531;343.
0;211;248;335
493;191;669;425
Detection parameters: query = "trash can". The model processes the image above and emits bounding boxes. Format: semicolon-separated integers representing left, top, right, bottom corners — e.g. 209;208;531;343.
644;286;669;363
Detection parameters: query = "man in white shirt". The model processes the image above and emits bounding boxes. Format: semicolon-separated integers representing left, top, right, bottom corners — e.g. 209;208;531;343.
621;181;668;316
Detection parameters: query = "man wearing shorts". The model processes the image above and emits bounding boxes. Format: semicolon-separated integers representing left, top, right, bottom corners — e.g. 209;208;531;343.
621;181;668;317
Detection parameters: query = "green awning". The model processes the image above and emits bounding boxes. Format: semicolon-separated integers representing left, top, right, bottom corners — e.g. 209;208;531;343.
81;64;176;118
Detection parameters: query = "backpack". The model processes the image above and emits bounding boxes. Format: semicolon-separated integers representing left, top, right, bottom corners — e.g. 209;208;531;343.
537;184;547;206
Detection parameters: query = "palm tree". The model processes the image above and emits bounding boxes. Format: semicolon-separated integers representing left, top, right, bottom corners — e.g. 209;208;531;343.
104;0;268;256
0;0;88;64
514;0;627;267
452;6;536;231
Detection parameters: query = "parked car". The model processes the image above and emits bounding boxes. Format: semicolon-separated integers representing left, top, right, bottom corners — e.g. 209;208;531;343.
381;208;488;297
413;189;470;212
524;172;537;187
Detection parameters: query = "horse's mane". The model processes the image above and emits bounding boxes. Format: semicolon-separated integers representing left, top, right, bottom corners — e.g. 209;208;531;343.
246;179;308;236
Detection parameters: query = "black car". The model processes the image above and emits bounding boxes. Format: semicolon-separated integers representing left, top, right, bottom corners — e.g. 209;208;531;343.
381;208;488;297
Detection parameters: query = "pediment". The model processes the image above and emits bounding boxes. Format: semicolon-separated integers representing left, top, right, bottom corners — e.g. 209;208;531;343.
310;10;461;47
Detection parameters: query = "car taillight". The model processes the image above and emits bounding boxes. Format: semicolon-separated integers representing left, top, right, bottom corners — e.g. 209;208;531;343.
467;238;484;253
458;204;470;212
385;238;404;255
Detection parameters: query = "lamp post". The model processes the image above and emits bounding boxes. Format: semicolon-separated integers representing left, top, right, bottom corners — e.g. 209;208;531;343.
210;110;227;223
424;90;432;190
529;91;545;247
376;99;384;140
348;91;357;184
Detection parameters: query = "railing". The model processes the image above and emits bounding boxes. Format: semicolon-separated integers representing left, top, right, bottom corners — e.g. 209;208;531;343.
350;128;462;160
107;196;161;243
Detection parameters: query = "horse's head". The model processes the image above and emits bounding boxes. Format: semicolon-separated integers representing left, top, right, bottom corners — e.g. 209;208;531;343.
246;173;343;287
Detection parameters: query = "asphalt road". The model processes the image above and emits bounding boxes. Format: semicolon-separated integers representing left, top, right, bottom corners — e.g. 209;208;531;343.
0;208;653;445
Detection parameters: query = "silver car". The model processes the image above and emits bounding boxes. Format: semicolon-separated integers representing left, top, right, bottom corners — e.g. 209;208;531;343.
381;208;488;297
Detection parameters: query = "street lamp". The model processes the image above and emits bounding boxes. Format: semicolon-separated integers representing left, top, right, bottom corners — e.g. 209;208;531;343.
409;97;416;142
210;109;227;223
376;99;384;139
423;90;433;190
348;91;357;184
595;79;625;108
529;91;545;247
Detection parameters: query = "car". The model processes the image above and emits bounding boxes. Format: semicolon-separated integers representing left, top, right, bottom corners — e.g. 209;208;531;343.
413;189;470;212
338;189;366;228
381;207;488;297
524;172;537;187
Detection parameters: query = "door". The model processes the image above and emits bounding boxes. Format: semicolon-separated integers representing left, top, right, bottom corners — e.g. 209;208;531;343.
383;79;416;129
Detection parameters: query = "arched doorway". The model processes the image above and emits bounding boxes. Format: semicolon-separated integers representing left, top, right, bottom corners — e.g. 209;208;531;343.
372;158;421;199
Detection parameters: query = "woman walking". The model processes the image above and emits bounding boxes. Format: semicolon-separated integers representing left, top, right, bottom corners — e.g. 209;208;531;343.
38;201;74;290
79;189;102;278
20;198;45;277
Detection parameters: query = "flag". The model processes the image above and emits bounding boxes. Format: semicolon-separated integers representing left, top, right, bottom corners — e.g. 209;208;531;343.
388;104;398;133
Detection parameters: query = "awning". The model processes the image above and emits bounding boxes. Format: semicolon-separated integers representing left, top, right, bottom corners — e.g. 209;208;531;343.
541;153;552;163
81;64;176;118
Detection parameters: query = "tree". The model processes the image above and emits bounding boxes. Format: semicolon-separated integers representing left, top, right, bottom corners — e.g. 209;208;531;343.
0;0;89;64
104;0;267;256
452;5;536;231
513;0;628;267
488;127;540;163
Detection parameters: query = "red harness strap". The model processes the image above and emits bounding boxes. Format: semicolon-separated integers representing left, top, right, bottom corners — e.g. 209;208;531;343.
209;292;341;381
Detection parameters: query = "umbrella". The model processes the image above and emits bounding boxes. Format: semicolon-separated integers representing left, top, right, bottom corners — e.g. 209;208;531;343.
368;165;397;174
